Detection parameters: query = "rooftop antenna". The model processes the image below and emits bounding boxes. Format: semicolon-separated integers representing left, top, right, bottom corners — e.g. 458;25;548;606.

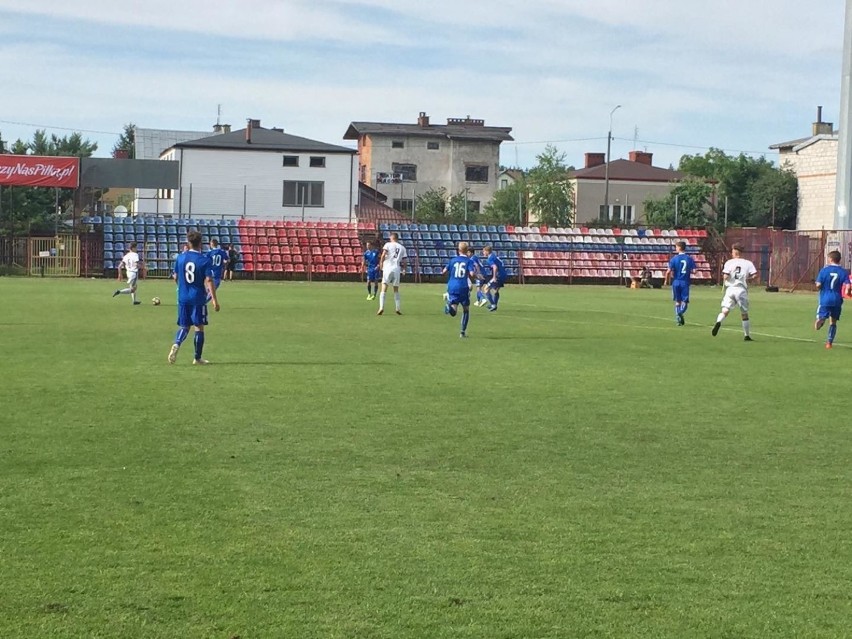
633;125;639;150
216;104;222;126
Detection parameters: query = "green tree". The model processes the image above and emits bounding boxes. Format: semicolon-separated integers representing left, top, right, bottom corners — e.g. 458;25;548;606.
482;180;527;226
527;145;573;227
0;130;98;235
112;123;135;158
413;187;449;224
677;148;797;229
644;177;714;228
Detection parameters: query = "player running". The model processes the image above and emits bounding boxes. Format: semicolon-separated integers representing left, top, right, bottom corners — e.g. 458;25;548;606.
168;231;220;365
113;242;143;305
664;240;696;325
814;250;850;349
377;232;407;316
482;245;506;312
362;241;380;300
466;247;488;307
443;242;475;338
712;244;758;341
205;238;229;300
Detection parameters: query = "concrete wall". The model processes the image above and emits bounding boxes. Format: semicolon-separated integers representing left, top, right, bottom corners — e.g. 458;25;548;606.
571;178;678;224
363;133;501;210
156;148;358;220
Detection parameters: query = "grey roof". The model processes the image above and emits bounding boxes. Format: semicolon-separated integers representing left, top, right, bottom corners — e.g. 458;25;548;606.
135;127;212;160
344;121;513;143
168;127;355;154
569;159;684;182
770;132;838;152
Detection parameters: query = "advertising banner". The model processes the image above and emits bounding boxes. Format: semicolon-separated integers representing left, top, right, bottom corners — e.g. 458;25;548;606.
0;155;80;188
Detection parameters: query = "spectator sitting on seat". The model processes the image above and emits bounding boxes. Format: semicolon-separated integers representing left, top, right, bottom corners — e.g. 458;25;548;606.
639;265;653;288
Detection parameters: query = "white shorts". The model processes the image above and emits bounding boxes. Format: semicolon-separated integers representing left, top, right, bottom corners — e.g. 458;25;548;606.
382;269;401;287
721;287;749;313
127;273;139;289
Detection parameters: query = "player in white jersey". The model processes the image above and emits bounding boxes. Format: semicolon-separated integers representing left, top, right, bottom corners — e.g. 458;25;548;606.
113;242;143;305
377;232;407;315
712;243;758;340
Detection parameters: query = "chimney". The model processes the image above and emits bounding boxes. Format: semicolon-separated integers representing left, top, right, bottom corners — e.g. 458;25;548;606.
271;127;284;133
629;150;653;166
417;112;430;127
213;123;231;134
112;149;129;159
584;152;606;168
812;105;834;136
245;118;261;143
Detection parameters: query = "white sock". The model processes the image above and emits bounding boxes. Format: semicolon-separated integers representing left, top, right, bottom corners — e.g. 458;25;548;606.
742;320;750;336
379;292;385;310
119;288;131;294
394;292;400;311
716;312;726;324
131;291;137;303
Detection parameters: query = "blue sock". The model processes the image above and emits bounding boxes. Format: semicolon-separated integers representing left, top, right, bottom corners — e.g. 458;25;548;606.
828;324;837;344
367;283;371;293
175;327;189;345
493;292;500;307
487;291;495;306
449;304;457;317
476;290;483;302
461;309;469;333
194;331;205;360
681;302;688;316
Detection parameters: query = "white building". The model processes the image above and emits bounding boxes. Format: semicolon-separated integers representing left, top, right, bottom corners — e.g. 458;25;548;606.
158;120;359;221
770;108;837;230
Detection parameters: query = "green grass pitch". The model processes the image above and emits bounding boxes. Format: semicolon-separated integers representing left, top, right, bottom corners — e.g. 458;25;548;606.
2;277;851;638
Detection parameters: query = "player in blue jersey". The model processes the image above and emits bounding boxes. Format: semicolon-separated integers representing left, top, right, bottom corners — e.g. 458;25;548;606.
482;245;506;312
814;250;849;349
205;238;229;299
443;242;474;337
168;231;220;365
362;241;380;300
664;241;697;325
466;247;488;307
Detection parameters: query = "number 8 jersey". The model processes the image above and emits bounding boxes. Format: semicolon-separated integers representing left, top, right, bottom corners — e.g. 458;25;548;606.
174;250;214;305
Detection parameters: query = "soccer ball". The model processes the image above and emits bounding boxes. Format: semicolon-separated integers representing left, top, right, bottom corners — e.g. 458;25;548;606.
152;297;161;306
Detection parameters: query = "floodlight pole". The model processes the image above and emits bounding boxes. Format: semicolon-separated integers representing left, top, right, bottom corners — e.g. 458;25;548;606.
835;0;852;229
603;105;621;220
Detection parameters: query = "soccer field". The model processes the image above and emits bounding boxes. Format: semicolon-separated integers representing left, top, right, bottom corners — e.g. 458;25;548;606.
2;278;851;638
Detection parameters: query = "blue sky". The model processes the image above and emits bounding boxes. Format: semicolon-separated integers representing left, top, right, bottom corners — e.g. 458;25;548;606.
0;0;846;169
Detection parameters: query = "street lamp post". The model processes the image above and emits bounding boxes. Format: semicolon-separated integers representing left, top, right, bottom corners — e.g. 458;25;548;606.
603;104;621;222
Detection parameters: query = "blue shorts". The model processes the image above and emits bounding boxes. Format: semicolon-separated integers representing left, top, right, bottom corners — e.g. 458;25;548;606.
177;303;208;327
367;267;379;281
817;304;842;321
487;279;505;290
672;280;690;303
447;290;471;307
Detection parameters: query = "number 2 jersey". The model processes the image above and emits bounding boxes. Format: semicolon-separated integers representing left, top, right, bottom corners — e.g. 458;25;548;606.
722;257;757;289
816;264;850;307
174;250;213;305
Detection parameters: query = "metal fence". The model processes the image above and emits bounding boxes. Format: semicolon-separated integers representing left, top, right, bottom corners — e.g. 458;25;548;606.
719;228;852;291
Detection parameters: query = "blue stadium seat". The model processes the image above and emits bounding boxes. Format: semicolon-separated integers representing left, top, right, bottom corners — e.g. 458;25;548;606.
103;260;114;269
438;224;448;232
449;224;458;232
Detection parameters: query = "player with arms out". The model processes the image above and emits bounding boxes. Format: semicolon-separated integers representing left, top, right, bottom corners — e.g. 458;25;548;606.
814;250;849;349
664;240;696;325
362;241;380;300
482;245;506;311
168;231;220;365
377;232;407;315
113;242;143;305
205;238;229;300
712;244;758;341
443;241;475;338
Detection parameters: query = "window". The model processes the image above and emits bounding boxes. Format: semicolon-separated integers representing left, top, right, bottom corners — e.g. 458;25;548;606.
466;200;481;214
283;181;324;207
500;178;509;189
391;163;417;182
359;164;367;182
600;204;634;224
282;156;299;167
392;199;414;214
392;140;404;149
309;156;326;168
465;165;489;183
157;189;173;199
427;141;440;150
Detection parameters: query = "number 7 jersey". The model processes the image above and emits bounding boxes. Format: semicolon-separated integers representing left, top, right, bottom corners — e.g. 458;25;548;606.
174;250;214;305
816;264;850;307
